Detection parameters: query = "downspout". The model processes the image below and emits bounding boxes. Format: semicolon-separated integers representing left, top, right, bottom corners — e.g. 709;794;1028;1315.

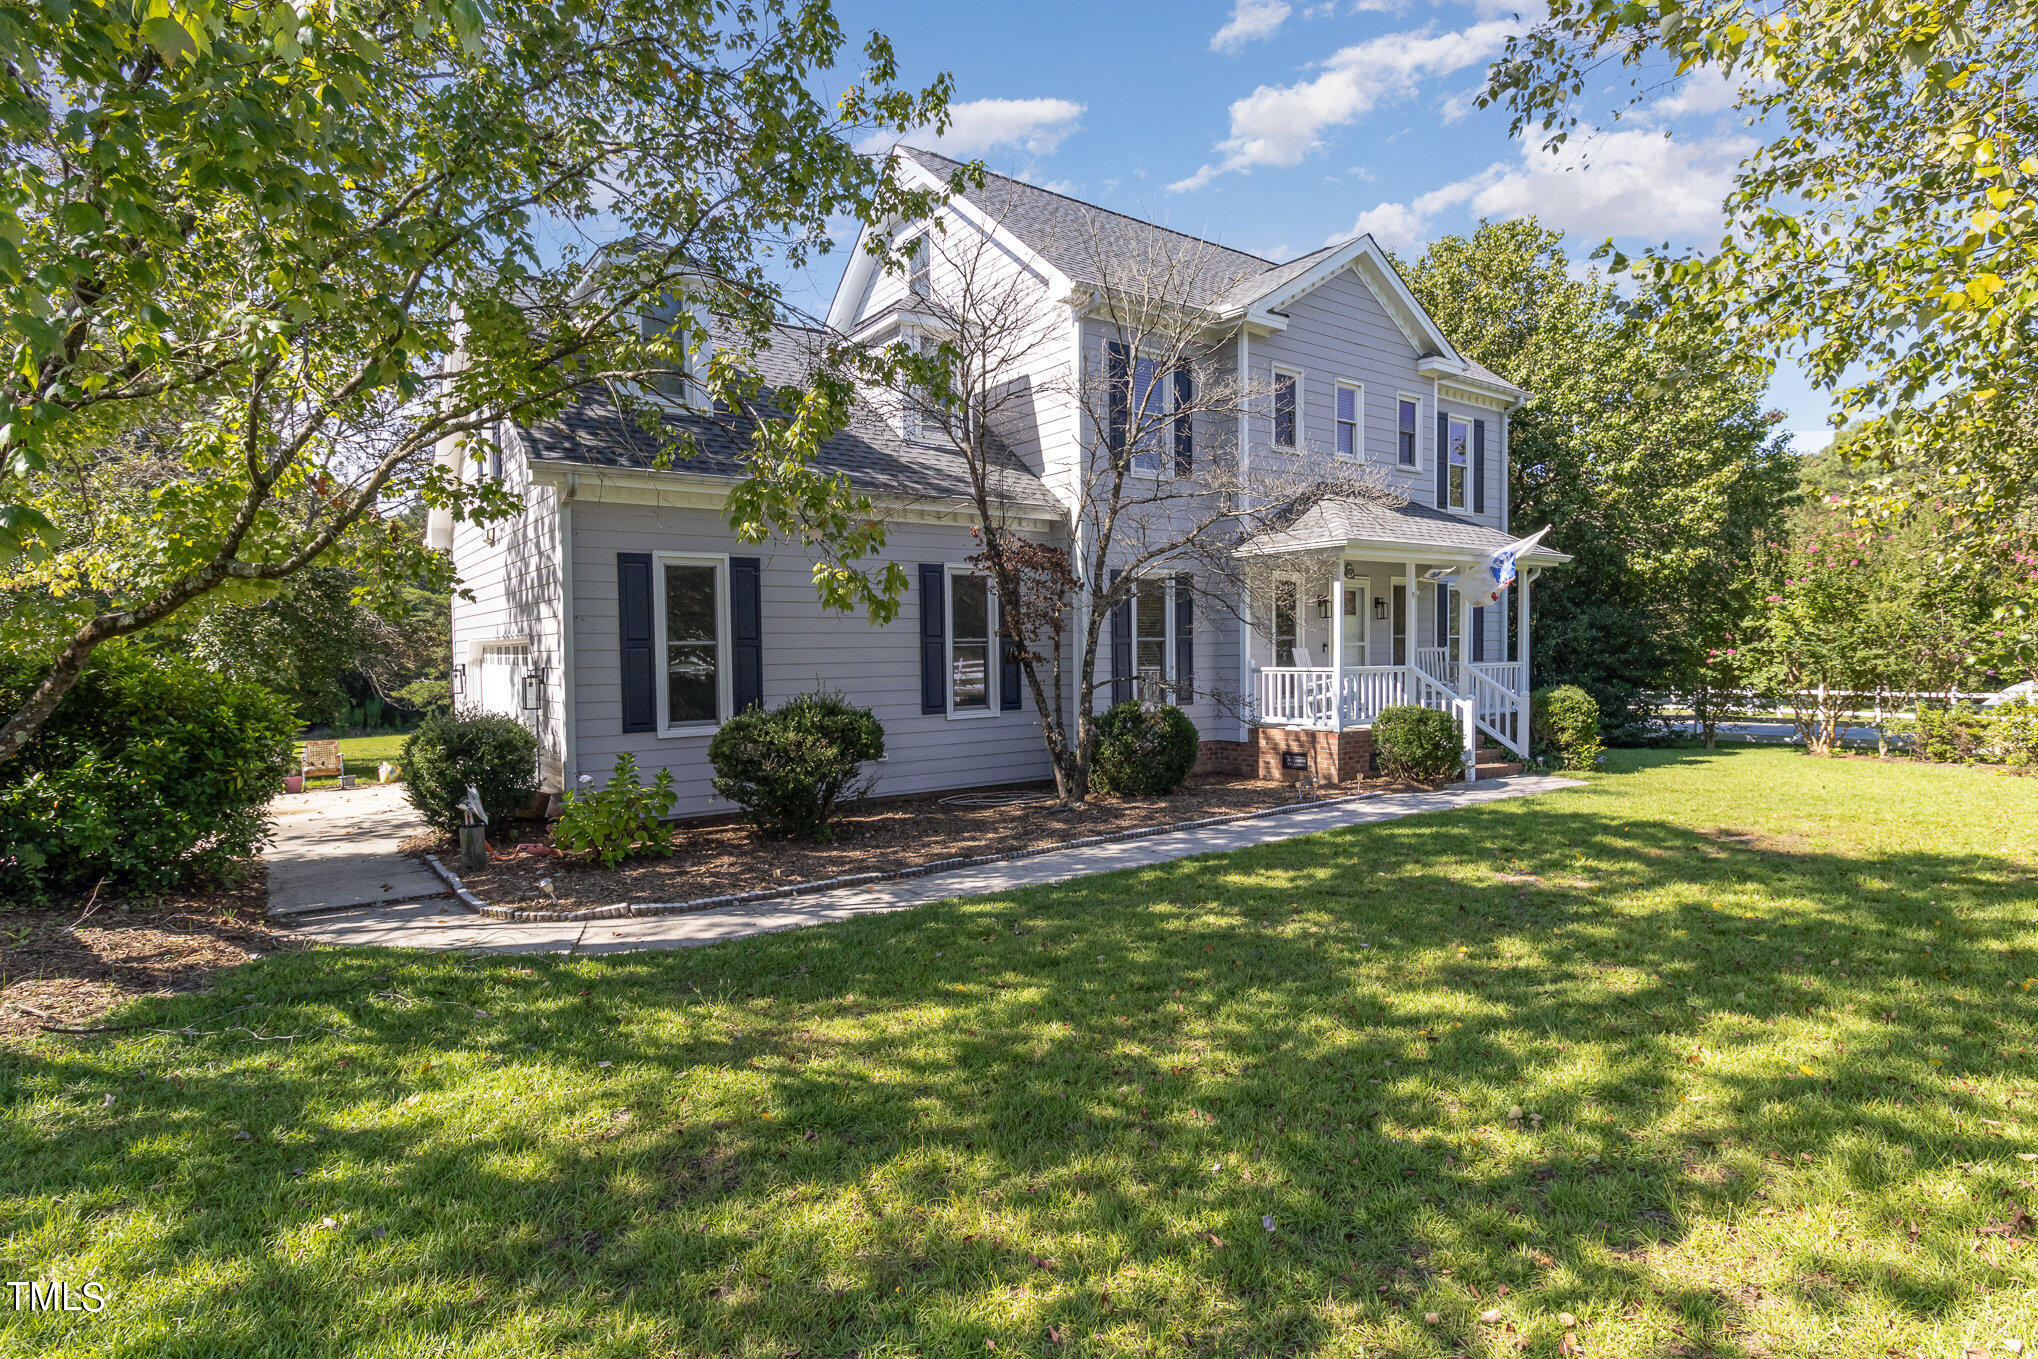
558;473;578;788
1235;326;1251;742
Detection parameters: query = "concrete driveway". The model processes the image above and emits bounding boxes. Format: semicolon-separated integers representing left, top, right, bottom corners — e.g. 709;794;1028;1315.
265;782;447;919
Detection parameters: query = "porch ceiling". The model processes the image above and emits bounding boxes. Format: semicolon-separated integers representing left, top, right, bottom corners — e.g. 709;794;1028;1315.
1236;495;1571;564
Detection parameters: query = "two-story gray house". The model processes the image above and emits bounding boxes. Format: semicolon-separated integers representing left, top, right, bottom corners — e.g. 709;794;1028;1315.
429;149;1568;816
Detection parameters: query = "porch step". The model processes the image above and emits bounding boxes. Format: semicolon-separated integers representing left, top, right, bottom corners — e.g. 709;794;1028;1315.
1474;744;1523;780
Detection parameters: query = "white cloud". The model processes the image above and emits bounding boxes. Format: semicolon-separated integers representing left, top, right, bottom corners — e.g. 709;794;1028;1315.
1211;0;1292;52
1170;20;1518;191
867;97;1086;158
1328;127;1754;249
1652;69;1739;117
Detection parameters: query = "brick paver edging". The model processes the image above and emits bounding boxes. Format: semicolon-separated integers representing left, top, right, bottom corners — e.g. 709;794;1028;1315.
421;791;1374;924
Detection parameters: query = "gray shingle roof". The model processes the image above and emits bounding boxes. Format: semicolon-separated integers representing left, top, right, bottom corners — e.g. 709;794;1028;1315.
1242;495;1571;560
516;321;1058;510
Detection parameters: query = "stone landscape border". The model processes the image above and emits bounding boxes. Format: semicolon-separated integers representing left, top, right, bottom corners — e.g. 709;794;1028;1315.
423;791;1373;924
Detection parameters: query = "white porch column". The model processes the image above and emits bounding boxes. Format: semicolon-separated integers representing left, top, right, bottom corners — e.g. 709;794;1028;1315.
1457;579;1473;693
1403;558;1418;675
1329;558;1346;729
1519;568;1534;696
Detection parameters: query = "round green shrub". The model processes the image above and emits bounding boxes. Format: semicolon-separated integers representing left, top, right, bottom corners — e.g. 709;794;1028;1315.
1531;684;1604;770
399;709;540;834
708;691;885;840
1372;703;1464;783
0;649;297;900
1090;701;1199;796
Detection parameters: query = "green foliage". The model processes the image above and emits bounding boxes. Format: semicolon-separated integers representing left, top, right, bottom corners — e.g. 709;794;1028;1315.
1089;701;1199;796
0;0;959;762
1531;685;1604;771
553;752;677;866
708;692;885;841
393;680;452;718
1400;221;1796;743
1916;699;2038;767
1483;0;2038;555
1372;704;1465;782
398;710;540;835
0;649;295;900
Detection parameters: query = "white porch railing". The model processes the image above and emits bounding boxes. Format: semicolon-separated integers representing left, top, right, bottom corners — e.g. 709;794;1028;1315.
1256;659;1527;778
1415;647;1452;682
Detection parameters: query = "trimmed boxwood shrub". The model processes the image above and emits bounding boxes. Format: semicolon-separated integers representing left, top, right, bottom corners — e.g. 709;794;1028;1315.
0;649;297;900
1372;703;1464;782
1091;701;1199;796
708;691;884;841
1531;684;1604;770
400;709;540;834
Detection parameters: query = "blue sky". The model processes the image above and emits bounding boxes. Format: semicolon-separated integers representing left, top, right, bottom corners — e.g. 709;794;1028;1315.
779;0;1837;451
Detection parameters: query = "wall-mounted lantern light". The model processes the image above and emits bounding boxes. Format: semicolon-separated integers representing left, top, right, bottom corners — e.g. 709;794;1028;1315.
1315;596;1331;620
520;667;546;712
1373;597;1390;622
450;665;467;698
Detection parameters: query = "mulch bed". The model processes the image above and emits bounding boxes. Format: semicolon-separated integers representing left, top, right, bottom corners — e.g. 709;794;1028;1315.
429;774;1357;914
0;866;293;1043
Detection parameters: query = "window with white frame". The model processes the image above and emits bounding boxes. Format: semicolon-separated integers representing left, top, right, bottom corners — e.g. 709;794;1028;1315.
1134;577;1172;696
1130;353;1174;474
1335;382;1362;460
948;570;992;713
1445;415;1470;510
1397;397;1419;467
1272;578;1299;667
1272;368;1299;450
907;234;930;297
899;331;946;444
658;557;727;729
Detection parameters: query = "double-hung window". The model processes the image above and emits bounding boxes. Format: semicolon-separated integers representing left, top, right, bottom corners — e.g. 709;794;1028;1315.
900;332;945;444
1134;578;1171;698
1397;397;1419;467
948;571;992;713
1335;382;1362;460
658;557;727;729
1272;368;1299;450
1272;579;1299;667
1445;415;1470;510
907;235;930;298
1130;353;1170;474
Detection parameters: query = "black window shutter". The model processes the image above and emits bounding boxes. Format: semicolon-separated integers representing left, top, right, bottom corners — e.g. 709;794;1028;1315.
1472;605;1486;663
1435;411;1449;507
1173;572;1194;695
1173;364;1194;475
1472;419;1486;514
998;591;1022;711
730;556;763;713
1107;342;1130;455
919;564;946;714
618;553;656;733
1436;583;1451;648
1108;569;1132;705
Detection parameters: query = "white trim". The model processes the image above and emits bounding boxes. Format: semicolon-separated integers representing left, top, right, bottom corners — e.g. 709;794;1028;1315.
1395;391;1426;473
1270;364;1303;452
1270;573;1302;668
1333;379;1364;462
651;551;733;736
558;479;577;785
1443;413;1472;512
1236;328;1251;742
944;564;999;719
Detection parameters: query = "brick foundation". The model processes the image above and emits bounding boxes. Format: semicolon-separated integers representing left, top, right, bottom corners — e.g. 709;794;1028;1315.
1198;728;1375;786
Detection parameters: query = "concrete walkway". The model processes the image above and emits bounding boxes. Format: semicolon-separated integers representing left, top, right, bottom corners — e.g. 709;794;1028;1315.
280;773;1583;954
265;782;448;919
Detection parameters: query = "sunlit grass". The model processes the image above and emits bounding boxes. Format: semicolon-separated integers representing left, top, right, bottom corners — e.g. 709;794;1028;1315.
4;747;2036;1357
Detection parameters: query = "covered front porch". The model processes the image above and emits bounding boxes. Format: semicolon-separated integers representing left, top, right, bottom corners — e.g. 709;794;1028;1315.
1234;499;1568;780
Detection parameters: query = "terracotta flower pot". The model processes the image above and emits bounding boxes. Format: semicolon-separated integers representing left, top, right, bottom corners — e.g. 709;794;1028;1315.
284;775;305;794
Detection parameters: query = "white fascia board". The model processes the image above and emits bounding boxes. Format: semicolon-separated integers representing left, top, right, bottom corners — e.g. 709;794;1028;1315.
525;459;1065;533
825;215;882;333
891;156;1077;299
1227;235;1463;369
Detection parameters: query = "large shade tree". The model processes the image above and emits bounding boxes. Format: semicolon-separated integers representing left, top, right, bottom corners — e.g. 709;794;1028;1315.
1484;0;2038;553
1401;219;1797;738
0;0;954;763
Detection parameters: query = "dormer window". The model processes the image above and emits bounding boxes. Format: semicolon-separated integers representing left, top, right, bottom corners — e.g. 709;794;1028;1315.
907;235;930;298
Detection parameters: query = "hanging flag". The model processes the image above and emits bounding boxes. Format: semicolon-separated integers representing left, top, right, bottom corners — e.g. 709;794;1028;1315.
1462;527;1550;606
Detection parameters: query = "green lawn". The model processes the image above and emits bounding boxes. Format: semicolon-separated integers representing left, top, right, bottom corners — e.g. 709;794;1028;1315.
296;733;411;790
6;747;2038;1357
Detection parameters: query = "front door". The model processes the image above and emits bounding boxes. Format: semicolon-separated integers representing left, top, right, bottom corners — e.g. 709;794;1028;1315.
1341;579;1369;669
